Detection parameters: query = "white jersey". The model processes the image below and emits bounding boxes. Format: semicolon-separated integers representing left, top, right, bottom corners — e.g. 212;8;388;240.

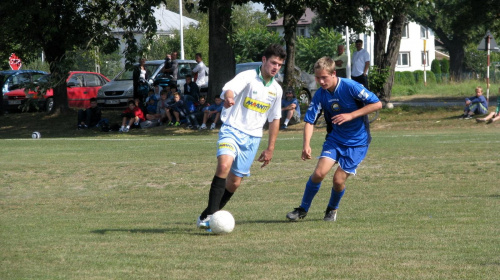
220;68;282;137
192;61;208;87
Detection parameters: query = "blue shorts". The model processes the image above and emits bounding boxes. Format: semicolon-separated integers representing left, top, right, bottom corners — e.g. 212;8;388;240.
319;141;369;175
217;125;261;177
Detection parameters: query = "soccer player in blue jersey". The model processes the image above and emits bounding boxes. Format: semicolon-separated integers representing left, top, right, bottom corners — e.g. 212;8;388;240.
286;56;382;222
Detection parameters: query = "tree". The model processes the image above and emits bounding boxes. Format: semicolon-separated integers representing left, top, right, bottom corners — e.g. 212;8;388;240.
0;0;162;114
366;0;420;102
410;0;500;80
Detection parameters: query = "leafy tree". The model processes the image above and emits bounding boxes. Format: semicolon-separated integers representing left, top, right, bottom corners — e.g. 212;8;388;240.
185;0;252;101
295;28;344;73
410;0;500;80
231;27;281;63
0;0;162;114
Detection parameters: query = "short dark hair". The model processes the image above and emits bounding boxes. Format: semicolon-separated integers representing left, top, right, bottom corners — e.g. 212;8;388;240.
195;53;202;58
128;100;135;106
355;39;363;44
186;74;192;78
263;44;286;60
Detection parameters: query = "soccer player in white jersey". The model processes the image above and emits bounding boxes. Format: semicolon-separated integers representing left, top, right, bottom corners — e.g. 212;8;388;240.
286;56;382;222
197;44;287;230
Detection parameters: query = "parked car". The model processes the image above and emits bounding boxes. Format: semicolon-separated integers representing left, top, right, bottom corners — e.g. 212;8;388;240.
235;62;317;105
96;59;208;108
3;71;110;113
1;70;48;114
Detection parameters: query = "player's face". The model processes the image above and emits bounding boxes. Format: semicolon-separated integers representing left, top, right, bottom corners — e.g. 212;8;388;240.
314;69;337;91
261;55;284;79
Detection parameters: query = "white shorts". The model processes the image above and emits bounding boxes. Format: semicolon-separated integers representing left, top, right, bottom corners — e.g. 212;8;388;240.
216;125;261;177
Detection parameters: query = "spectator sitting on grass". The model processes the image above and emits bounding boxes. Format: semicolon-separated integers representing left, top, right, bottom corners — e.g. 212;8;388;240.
462;86;488;119
77;97;101;129
186;95;210;129
165;92;186;127
199;95;223;130
280;88;301;130
476;92;500;124
119;100;145;132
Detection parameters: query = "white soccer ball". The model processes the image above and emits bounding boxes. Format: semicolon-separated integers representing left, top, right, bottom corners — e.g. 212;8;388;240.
32;131;41;139
210;210;235;234
386;102;394;109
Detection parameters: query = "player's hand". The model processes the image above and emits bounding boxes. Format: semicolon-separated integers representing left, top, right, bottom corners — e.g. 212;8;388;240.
224;97;235;108
301;147;312;161
258;149;273;168
331;113;353;125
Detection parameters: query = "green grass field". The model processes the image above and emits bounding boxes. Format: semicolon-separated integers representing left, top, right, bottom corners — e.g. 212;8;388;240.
1;106;499;279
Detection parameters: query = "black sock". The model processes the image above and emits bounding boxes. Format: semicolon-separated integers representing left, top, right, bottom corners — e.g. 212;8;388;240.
200;175;226;219
219;189;234;210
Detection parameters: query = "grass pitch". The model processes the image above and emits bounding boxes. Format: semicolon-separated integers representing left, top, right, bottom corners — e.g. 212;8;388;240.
1;106;499;279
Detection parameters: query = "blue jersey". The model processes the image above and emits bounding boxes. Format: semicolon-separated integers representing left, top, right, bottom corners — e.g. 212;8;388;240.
282;97;301;118
304;78;379;146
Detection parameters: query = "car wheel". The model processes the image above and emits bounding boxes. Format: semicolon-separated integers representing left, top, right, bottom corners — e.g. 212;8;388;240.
45;98;54;113
298;89;311;105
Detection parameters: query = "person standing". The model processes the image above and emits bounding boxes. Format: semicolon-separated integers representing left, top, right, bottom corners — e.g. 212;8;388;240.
133;58;150;106
286;56;381;222
351;39;370;89
192;53;208;88
333;45;348;78
196;44;287;231
162;51;179;83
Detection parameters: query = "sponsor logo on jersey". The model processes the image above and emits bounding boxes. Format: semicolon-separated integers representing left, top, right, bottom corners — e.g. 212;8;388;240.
268;91;276;97
331;103;340;111
244;97;270;113
357;89;369;100
218;142;236;152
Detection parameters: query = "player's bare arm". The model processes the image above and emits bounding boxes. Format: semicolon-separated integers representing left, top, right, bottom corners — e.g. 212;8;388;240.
302;122;314;160
332;101;382;125
223;90;235;108
258;119;279;167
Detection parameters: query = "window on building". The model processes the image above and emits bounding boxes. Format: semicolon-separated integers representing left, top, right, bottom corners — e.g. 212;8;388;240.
397;52;410;67
297;27;306;37
420;25;428;39
402;23;409;38
421;51;429;66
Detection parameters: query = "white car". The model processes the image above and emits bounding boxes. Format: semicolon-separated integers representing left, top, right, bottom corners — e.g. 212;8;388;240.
97;59;207;108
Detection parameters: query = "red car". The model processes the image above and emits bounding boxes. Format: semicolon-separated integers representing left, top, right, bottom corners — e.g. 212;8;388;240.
4;71;110;112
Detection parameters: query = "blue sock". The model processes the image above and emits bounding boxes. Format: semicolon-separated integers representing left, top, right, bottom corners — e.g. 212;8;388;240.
300;176;322;212
328;188;345;210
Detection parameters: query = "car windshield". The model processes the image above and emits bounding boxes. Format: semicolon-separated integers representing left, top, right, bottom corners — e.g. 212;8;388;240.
114;64;161;81
177;63;196;79
236;64;260;75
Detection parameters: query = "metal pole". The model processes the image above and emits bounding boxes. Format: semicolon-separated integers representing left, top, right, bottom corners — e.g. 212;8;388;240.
486;34;490;102
179;0;185;60
346;26;351;79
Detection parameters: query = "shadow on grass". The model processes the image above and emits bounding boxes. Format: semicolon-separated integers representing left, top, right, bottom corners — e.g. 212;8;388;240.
91;228;181;234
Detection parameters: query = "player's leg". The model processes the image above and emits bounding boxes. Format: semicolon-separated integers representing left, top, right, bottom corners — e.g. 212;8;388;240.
324;145;368;222
199;154;234;222
219;171;242;210
324;167;349;222
287;157;336;221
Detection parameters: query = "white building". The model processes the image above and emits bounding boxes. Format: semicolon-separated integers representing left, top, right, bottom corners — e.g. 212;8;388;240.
111;5;198;64
267;10;440;73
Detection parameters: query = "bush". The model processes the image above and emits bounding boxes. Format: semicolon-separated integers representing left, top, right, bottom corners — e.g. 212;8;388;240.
431;59;441;75
414;70;436;85
441;58;449;74
394;71;415;86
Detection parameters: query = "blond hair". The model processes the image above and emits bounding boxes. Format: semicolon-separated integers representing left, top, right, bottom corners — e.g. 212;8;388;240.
314;56;336;75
